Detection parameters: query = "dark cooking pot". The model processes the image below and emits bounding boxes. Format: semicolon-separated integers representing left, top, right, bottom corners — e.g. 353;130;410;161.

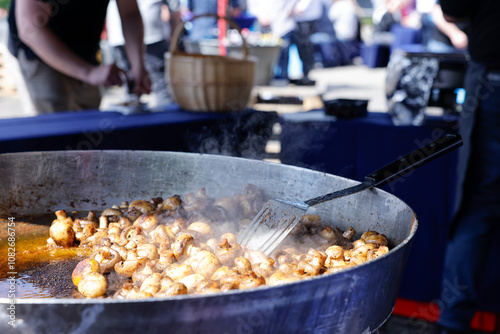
0;151;417;334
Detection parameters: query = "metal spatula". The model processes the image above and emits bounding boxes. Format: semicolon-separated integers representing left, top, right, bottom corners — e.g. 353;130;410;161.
238;134;463;256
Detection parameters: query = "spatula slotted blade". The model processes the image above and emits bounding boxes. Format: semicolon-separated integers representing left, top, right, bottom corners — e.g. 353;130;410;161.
238;199;308;256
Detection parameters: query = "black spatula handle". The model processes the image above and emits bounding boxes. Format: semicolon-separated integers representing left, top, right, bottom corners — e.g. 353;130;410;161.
365;133;463;188
304;133;462;207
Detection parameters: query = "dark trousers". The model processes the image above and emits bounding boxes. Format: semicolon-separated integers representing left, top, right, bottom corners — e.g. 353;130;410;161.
293;20;317;77
276;20;318;80
438;60;500;330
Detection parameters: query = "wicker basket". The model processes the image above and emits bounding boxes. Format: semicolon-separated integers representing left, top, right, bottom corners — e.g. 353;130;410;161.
167;14;256;112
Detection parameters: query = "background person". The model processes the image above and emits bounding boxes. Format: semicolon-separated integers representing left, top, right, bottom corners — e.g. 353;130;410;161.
290;0;323;84
7;0;150;114
107;0;181;107
426;2;468;53
325;0;360;67
247;0;296;80
438;1;500;333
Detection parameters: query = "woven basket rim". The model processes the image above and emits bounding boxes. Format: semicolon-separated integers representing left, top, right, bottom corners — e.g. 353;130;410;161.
170;81;254;86
169;53;256;64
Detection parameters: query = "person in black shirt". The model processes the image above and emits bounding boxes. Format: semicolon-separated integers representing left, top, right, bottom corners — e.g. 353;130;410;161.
438;1;500;333
426;3;468;53
8;0;151;114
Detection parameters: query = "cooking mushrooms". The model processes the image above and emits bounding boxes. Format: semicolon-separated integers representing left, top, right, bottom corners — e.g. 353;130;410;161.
49;210;75;247
51;185;392;299
92;247;122;273
72;258;100;287
77;272;108;298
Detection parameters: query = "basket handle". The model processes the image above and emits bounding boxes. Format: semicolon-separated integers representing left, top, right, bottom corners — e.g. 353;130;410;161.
169;13;250;58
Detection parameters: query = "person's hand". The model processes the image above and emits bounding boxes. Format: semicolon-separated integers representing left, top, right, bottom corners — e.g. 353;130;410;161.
130;65;152;96
257;17;271;27
450;31;468;50
292;7;304;16
85;64;126;87
161;4;171;23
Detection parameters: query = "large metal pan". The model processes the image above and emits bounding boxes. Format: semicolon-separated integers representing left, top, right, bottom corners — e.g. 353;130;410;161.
0;151;417;334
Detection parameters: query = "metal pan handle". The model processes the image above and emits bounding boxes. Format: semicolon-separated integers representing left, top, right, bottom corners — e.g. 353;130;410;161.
364;133;463;188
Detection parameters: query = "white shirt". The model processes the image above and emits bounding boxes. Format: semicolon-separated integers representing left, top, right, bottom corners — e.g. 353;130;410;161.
293;0;323;22
371;0;387;25
247;0;297;38
328;1;358;41
106;0;166;47
416;0;436;14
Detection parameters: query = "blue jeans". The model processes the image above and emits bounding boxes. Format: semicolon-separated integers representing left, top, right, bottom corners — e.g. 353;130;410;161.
438;61;500;330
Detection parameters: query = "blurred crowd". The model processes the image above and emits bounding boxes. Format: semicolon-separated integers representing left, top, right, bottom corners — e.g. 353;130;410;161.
99;0;469;88
2;0;470;114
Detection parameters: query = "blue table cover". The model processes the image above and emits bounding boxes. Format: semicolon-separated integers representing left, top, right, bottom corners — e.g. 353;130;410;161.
0;105;278;159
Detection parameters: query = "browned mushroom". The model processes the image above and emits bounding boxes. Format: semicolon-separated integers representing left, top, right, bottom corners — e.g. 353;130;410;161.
129;200;156;214
252;260;275;279
74;218;98;229
367;245;389;261
49;212;75;247
78;272;107;298
364;234;389;248
239;273;266;289
342;227;356;240
161;195;182;211
164;264;194;282
111;244;128;261
132;261;157;284
155;282;188;297
219;274;243;288
216;238;242;266
149;225;175;245
114;257;146;277
211;266;238;281
134;211;162;232
72;258;100;287
123;208;143;223
120;226;143;242
172;233;194;260
107;222;121;235
136;243;159;261
156;249;176;269
100;208;123;222
244;249;268;266
196;280;220;293
361;231;379;240
118;216;133;229
214;197;240;217
140;273;163;295
268;271;300;286
81;231;109;247
234;257;252;275
179;274;206;293
92;247;122;273
189;250;221;279
187;222;213;238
